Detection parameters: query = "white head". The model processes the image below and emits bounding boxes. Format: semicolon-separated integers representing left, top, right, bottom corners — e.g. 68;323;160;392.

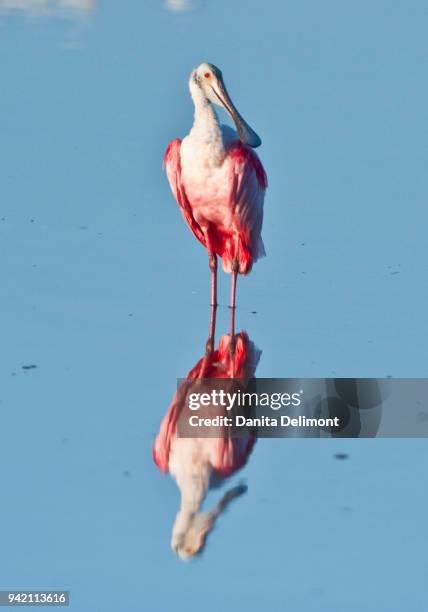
171;482;249;560
189;62;262;148
174;511;215;560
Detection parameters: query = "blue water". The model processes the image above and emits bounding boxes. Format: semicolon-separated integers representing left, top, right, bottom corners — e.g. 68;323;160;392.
0;1;427;610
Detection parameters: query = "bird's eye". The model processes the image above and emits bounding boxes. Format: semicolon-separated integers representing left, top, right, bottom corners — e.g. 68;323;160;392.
204;72;210;78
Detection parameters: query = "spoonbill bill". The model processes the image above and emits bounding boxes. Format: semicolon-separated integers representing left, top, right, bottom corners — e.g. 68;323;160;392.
164;63;267;336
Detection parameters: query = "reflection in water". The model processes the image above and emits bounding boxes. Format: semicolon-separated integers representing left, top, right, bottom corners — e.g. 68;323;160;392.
153;307;261;560
0;0;97;48
0;0;96;17
165;0;197;11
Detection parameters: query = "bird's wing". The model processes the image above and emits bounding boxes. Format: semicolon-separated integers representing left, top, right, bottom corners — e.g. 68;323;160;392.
163;139;206;247
225;141;268;267
211;436;257;477
210;332;259;476
152;356;208;473
228;142;267;231
152;401;177;473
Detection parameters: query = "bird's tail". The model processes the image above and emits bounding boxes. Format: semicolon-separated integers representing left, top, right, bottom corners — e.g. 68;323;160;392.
222;234;265;274
254;236;266;261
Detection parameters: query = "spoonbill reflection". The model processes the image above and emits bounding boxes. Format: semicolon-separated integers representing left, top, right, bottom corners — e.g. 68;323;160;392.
153;309;261;559
0;0;96;16
164;63;267;336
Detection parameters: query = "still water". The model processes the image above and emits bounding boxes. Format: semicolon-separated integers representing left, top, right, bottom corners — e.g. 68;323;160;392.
1;1;427;610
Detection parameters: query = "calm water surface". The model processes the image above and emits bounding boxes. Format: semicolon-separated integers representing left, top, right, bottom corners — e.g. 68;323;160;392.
1;1;427;610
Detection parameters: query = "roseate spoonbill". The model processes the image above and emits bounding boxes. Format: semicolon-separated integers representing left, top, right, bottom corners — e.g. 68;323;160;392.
164;63;267;336
153;316;261;559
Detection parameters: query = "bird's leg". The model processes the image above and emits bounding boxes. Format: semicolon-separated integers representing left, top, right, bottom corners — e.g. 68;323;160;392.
209;253;218;307
229;259;238;353
203;227;218;307
199;304;217;377
205;303;217;355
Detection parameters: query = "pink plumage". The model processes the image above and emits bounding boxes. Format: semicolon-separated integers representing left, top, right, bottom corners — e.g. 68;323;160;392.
153;331;259;477
164;138;267;275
